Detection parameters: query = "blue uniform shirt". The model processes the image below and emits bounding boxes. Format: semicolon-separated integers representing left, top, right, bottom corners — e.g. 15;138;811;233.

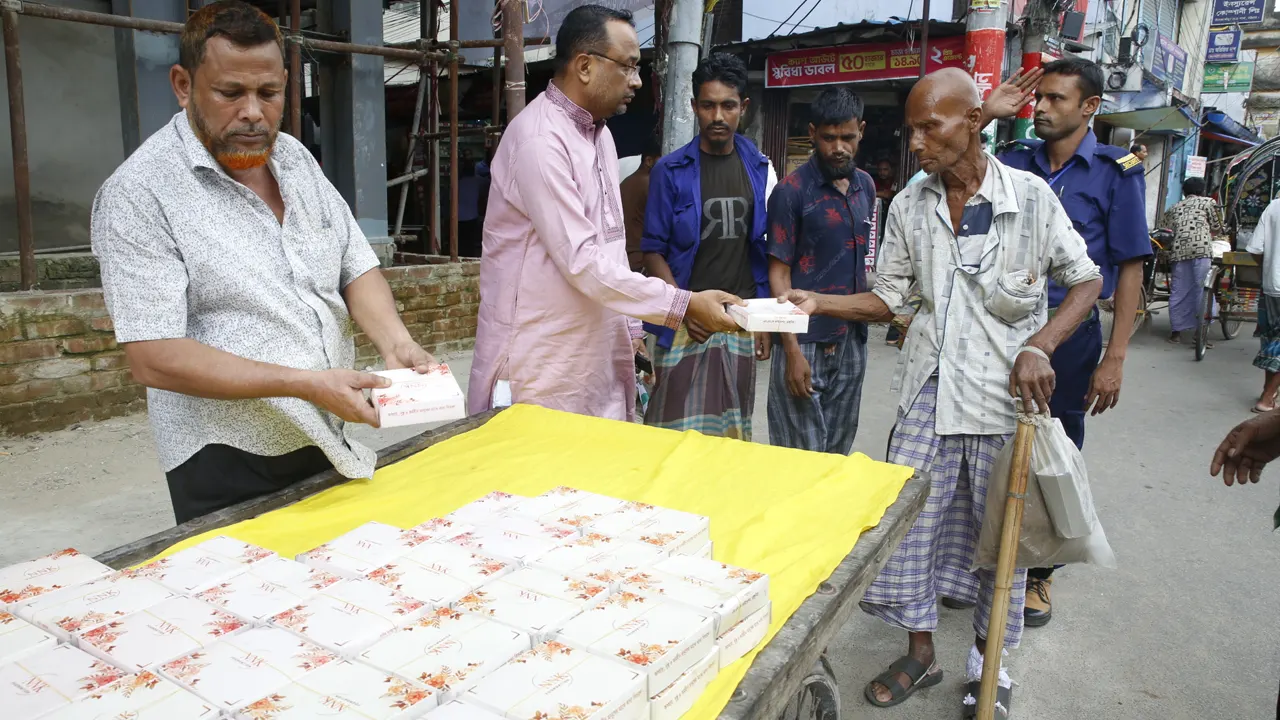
998;130;1150;307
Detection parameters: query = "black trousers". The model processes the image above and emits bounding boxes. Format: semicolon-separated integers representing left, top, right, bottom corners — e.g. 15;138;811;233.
165;444;333;525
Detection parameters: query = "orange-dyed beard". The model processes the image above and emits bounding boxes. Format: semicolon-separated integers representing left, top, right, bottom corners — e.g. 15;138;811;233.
188;97;279;172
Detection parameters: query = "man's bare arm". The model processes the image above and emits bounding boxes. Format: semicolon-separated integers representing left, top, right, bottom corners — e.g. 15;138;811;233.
805;291;895;323
1027;278;1102;355
342;269;417;360
1104;260;1143;359
769;258;801;356
644;252;678;288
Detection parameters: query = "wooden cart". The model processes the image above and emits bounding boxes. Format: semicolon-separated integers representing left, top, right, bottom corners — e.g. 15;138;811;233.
94;411;929;720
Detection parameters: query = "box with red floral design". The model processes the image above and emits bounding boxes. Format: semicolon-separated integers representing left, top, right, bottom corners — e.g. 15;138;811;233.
532;533;667;589
158;626;339;714
17;571;179;643
370;365;466;428
425;699;505;720
358;607;530;703
361;559;472;610
39;670;220;720
0;611;57;665
268;579;430;657
77;596;249;672
194;557;343;626
233;659;436;720
440;492;524;526
0;643;129;720
129;536;276;596
649;647;718;720
443;518;573;568
403;517;475;545
463;640;648;720
296;522;438;579
508;488;630;532
716;601;771;669
0;548;113;611
554;589;715;697
619;555;768;636
586;504;711;557
399;542;515;590
455;567;607;644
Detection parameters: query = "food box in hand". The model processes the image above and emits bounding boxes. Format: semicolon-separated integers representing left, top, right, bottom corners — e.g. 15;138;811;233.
727;298;810;333
234;659;436;720
0;643;128;720
455;567;608;643
40;670;220;720
158;626;339;713
78;596;248;672
426;699;506;720
129;536;276;596
370;365;466;428
716;602;772;669
649;647;719;720
358;607;530;702
587;503;711;557
0;611;57;665
18;571;179;643
464;640;648;720
269;579;429;657
0;548;113;611
533;534;667;589
400;542;515;590
195;557;344;625
619;556;768;635
297;522;439;578
445;519;573;567
554;590;715;697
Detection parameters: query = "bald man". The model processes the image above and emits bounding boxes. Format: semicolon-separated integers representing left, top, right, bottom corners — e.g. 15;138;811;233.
785;68;1101;714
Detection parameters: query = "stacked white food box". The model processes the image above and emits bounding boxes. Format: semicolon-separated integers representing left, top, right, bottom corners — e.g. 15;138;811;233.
0;488;773;719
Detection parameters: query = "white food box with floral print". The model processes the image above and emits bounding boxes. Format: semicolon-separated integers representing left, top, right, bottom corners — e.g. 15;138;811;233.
233;659;436;720
463;640;648;720
158;626;339;713
554;590;715;697
532;533;667;590
269;579;429;657
399;542;515;590
0;643;129;720
403;517;476;546
358;607;530;703
715;602;771;669
370;366;465;428
455;567;608;643
40;670;220;720
649;647;718;720
130;537;276;596
586;504;711;557
77;596;249;672
18;571;180;643
440;492;524;526
0;611;57;665
0;548;113;611
618;556;768;635
693;542;713;560
727;298;809;333
509;488;628;531
296;522;437;578
444;519;573;567
194;557;344;625
426;699;506;720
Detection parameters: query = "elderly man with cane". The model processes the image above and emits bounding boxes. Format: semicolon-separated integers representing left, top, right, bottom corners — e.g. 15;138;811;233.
784;68;1101;716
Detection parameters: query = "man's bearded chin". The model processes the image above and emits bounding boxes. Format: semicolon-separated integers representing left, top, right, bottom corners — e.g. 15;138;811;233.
189;103;277;171
817;155;855;181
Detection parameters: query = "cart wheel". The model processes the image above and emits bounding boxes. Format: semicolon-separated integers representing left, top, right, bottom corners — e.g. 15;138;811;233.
1195;288;1211;361
777;655;840;720
1222;311;1243;340
1133;284;1149;336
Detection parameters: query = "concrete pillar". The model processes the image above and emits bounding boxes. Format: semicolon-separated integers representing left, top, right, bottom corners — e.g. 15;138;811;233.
112;0;185;157
329;0;391;258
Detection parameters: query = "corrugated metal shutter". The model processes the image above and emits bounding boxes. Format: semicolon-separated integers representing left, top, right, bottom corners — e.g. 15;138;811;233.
1140;0;1178;41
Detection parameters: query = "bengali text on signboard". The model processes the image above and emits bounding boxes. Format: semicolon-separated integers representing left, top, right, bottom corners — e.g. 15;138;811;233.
1211;0;1265;25
765;36;967;88
1206;28;1242;63
1204;62;1255;93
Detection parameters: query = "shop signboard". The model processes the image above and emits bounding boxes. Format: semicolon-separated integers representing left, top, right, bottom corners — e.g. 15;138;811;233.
1186;156;1207;179
764;35;966;88
1204;62;1255;92
1206;28;1242;63
1149;32;1187;91
1211;0;1265;25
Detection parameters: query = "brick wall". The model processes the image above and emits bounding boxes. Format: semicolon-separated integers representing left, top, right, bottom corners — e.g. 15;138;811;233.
0;259;480;435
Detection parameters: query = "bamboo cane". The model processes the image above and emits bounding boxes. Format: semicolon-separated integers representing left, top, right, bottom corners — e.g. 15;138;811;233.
976;414;1038;720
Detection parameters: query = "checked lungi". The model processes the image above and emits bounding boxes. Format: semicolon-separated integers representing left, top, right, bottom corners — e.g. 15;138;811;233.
767;329;867;454
644;326;757;440
860;378;1027;649
1256;295;1280;373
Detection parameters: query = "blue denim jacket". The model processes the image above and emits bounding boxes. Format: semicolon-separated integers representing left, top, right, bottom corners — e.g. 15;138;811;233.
639;135;772;349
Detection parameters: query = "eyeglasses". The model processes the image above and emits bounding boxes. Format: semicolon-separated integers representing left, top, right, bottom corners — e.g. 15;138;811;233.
587;52;642;79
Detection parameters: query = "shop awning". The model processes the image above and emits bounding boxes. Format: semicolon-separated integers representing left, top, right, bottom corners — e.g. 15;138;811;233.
1095;105;1200;134
1202;111;1262;146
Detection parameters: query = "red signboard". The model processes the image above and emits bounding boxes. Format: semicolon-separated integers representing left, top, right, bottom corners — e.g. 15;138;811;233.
765;36;967;89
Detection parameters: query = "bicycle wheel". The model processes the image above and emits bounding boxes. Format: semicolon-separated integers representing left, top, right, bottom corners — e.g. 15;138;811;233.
776;655;840;720
1222;310;1243;340
1195;287;1211;361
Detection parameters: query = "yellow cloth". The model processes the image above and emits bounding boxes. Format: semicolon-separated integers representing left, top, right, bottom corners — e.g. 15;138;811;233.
149;404;912;718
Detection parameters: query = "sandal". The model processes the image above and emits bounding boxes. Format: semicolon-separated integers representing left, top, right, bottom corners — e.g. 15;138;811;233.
863;656;942;708
962;680;1013;718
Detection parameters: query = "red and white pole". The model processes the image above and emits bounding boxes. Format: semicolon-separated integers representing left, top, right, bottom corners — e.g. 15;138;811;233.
964;0;1008;152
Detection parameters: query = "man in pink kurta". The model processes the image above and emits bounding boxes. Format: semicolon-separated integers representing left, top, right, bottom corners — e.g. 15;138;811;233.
470;5;740;421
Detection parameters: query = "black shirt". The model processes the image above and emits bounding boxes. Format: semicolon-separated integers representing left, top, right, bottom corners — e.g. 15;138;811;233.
689;150;756;299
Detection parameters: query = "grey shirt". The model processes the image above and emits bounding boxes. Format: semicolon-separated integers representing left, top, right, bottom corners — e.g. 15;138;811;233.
90;111;380;477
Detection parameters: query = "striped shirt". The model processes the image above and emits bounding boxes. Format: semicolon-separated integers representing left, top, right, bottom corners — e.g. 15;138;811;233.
873;154;1101;436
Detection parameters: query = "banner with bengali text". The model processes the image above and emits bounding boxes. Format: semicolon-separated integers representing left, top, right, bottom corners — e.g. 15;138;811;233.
765;36;966;89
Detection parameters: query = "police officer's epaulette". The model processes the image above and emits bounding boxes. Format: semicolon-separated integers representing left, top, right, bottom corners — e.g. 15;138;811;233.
1096;144;1143;175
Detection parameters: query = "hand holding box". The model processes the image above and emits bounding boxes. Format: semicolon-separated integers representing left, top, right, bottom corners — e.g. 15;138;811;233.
727;298;810;333
371;365;466;428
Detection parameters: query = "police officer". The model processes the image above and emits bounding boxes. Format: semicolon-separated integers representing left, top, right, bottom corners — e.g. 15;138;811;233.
979;57;1151;627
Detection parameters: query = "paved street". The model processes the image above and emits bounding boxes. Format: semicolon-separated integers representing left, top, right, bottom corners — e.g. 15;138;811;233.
1;313;1277;718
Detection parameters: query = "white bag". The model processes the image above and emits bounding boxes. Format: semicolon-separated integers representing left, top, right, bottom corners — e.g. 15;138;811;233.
974;412;1116;570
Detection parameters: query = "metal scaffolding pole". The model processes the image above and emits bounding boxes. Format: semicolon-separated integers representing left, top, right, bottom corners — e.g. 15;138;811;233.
289;0;301;138
502;0;526;119
448;0;459;262
394;66;429;236
425;0;440;254
2;8;33;290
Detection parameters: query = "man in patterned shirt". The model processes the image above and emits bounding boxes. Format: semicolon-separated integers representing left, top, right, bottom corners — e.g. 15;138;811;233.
785;68;1102;715
91;2;436;524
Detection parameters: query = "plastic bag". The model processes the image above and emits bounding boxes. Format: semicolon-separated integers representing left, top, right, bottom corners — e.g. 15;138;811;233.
974;412;1116;570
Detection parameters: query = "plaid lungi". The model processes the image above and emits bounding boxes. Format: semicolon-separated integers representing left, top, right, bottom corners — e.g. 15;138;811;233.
766;329;867;454
644;327;756;440
860;378;1027;648
1255;295;1280;373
